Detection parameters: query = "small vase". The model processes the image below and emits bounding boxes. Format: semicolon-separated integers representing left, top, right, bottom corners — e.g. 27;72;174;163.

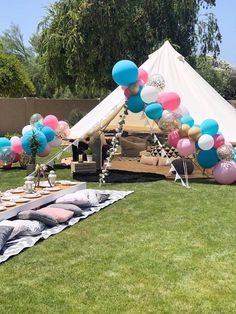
87;155;93;162
48;170;57;186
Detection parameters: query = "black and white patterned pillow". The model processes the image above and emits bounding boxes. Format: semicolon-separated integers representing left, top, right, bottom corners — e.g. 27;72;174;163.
150;144;179;158
0;226;14;251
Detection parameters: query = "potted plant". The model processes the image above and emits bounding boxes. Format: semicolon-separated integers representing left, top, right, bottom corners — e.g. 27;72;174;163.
85;147;93;162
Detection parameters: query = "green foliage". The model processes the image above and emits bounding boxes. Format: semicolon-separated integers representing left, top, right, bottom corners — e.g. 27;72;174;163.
68;108;84;127
0;174;235;313
37;0;221;97
0;52;35;97
195;56;236;99
0;24;34;62
4;132;21;139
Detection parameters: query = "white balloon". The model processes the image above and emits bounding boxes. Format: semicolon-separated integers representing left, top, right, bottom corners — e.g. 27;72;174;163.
174;104;190;117
22;125;33;135
10;136;20;143
49;135;62;147
198;134;214;151
140;86;158;104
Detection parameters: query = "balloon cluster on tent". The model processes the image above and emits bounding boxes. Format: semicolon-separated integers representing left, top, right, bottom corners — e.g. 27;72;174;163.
112;60;236;185
0;114;70;168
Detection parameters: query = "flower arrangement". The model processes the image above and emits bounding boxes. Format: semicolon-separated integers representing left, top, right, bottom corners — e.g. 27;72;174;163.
34;163;52;187
99;102;128;185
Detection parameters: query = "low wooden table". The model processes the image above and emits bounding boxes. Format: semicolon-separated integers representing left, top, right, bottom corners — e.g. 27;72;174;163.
0;182;86;221
71;161;97;174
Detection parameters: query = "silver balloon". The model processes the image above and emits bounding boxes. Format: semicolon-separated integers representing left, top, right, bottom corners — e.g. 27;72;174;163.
217;144;234;161
148;73;165;90
158;112;181;133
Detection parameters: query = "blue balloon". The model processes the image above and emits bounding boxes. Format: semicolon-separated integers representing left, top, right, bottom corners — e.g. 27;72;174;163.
145;102;163;120
197;148;219;169
180;115;194;127
0;137;11;149
34;121;44;131
41;126;55;142
201;119;219;136
127;95;144;113
112;60;138;86
22;130;47;156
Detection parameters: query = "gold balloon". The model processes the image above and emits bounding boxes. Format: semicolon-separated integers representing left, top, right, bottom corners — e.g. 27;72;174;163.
128;82;140;96
188;127;202;141
179;124;190;137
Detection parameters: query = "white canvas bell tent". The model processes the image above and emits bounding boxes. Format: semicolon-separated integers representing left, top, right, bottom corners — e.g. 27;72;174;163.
69;40;236;142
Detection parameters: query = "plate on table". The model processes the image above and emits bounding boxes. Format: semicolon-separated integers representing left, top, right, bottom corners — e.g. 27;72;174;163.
39;181;51;188
40;190;51;195
0;206;7;211
23;193;41;199
0;202;16;207
60;180;77;186
11;188;25;194
1;196;17;201
43;187;61;192
15;198;30;203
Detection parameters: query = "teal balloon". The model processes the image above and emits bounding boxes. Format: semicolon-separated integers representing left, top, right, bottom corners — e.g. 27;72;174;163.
34;121;44;131
0;137;11;149
197;148;219;169
41;126;55;142
145;102;163;120
201;119;219;136
127;95;144;113
180;115;194;127
112;60;138;86
22;130;47;156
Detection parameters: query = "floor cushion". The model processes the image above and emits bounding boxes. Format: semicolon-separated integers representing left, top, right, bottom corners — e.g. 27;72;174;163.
140;154;159;166
55;191;91;207
171;158;194;175
0;226;14;251
37;207;73;223
18;210;58;227
0;220;45;238
48;203;83;217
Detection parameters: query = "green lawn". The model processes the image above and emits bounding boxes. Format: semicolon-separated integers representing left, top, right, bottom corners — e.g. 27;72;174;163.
0;166;235;314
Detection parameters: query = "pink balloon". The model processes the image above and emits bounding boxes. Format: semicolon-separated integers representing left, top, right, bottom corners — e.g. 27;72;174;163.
168;130;181;148
43;115;59;130
38;144;51;157
10;136;20;144
124;88;132;99
11;138;23;154
213;134;225;149
177;138;195;157
157;92;181;111
121;86;127;91
138;68;149;84
213;161;236;184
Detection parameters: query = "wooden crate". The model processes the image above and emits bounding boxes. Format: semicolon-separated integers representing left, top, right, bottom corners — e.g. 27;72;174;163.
71;161;97;173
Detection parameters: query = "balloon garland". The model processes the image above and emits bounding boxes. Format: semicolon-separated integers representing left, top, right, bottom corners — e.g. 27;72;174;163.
111;59;236;185
0;113;71;168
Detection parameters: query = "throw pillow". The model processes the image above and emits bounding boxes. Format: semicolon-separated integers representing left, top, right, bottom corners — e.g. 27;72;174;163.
48;203;83;217
37;207;73;223
55;191;90;207
0;220;45;238
140;155;159;166
18;210;58;227
0;226;14;251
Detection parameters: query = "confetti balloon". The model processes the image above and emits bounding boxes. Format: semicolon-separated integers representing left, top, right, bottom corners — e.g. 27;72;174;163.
158;112;181;133
56;121;70;138
217;144;234;161
30;113;43;126
213;161;236;185
148;73;165;90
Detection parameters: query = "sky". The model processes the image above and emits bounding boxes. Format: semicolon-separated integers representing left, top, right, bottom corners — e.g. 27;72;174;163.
0;0;235;66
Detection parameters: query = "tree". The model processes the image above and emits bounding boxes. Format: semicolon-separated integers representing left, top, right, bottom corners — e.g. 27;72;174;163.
37;0;221;97
0;52;35;97
195;56;236;99
0;24;34;63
